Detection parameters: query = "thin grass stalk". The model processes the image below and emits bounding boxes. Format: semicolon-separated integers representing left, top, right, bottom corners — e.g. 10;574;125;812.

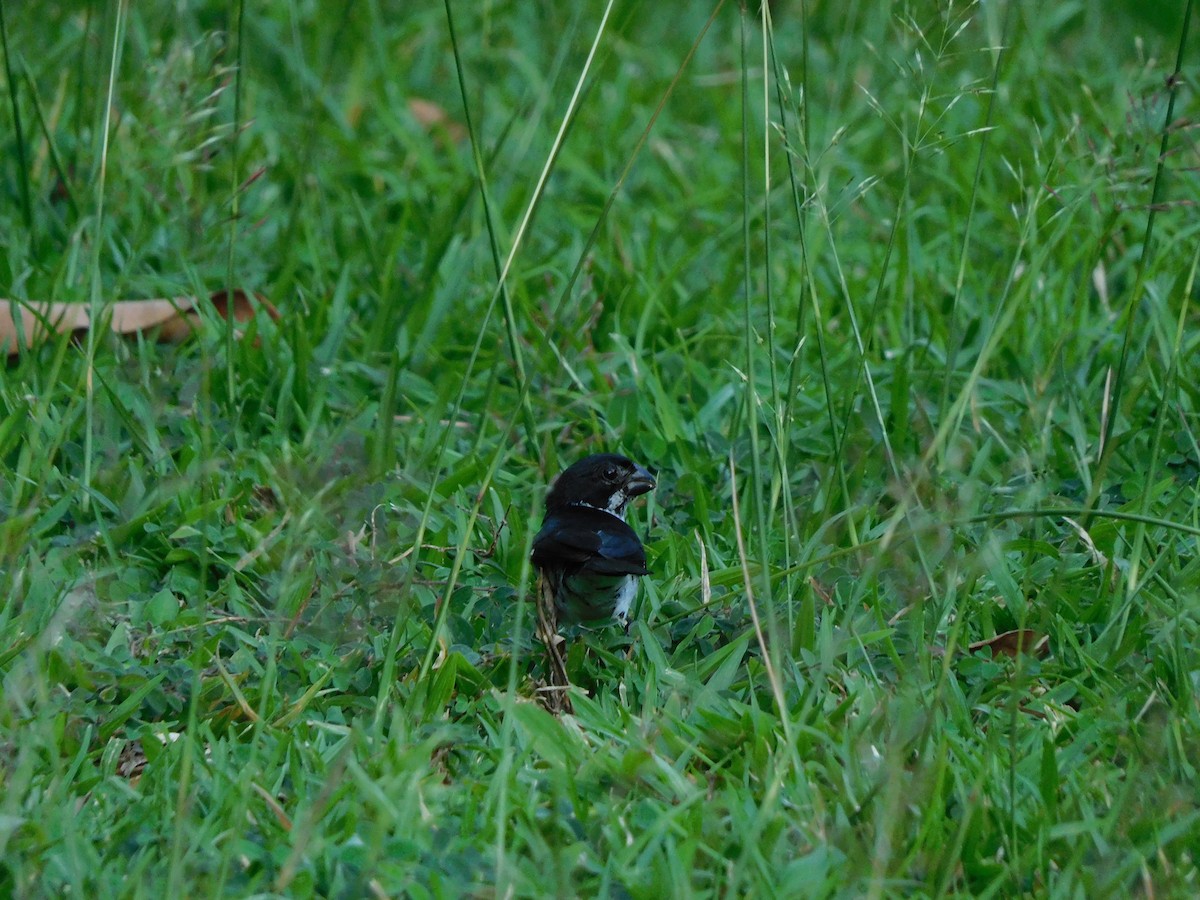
935;0;1011;432
923;114;1092;487
1;4;34;230
491;491;543;896
757;2;800;647
444;0;540;453
225;0;247;403
815;159;945;642
899;0;1018;772
429;0;613;408
739;0;772;632
166;669;204;895
729;451;794;748
69;4;94;177
759;4;781;436
1086;0;1194;531
767;47;861;549
413;430;506;686
823;11;986;635
1112;241;1200;652
737;1;794;757
82;0;127;512
763;22;812;436
960;507;1200;540
490;0;615;304
7;326;75;517
21;61;79;218
547;0;727;338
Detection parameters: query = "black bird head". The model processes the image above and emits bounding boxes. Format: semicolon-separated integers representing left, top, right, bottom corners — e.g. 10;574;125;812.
544;453;656;520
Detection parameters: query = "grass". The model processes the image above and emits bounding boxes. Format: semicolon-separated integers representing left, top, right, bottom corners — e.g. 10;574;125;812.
2;0;1199;895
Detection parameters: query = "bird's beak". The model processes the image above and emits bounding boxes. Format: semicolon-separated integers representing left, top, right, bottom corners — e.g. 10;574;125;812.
626;464;656;497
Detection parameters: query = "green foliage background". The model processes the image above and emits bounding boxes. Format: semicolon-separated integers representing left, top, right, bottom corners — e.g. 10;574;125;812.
1;1;1198;896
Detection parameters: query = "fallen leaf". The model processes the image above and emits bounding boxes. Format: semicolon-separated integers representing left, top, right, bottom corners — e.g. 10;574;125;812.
2;289;278;358
968;629;1050;659
408;97;466;142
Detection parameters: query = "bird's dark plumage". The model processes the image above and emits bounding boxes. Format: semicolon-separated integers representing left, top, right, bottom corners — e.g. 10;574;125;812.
541;453;657;521
531;453;655;713
532;453;655;626
532;506;648;576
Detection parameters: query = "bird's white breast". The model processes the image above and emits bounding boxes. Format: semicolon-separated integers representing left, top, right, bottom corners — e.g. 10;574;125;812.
613;575;637;624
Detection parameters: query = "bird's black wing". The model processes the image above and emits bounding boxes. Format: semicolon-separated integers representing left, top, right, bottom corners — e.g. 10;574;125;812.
531;507;648;576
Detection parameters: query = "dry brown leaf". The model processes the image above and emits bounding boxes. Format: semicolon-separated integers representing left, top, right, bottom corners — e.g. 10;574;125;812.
2;289;277;358
407;97;466;142
968;629;1050;659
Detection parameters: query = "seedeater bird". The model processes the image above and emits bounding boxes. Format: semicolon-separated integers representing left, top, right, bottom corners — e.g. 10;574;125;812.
531;453;656;711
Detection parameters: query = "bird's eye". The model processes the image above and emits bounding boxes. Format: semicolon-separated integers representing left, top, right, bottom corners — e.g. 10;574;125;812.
603;466;619;480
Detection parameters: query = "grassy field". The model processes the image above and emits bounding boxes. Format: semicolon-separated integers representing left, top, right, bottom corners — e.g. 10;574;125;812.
2;1;1198;896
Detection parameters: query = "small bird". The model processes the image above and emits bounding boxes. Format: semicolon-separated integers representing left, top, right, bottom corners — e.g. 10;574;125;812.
531;453;656;710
